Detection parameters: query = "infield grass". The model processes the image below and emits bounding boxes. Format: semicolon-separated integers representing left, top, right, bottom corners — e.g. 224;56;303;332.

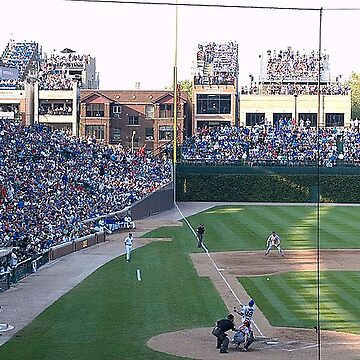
0;204;359;360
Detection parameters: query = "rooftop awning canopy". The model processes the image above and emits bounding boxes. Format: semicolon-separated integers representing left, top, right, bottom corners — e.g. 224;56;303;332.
60;48;76;54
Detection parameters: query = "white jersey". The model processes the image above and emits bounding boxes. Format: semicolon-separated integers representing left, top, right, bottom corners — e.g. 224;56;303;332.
267;233;280;246
124;236;133;247
241;305;255;322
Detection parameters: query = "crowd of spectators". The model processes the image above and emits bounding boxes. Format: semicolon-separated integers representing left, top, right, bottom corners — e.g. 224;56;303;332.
264;47;329;82
37;53;90;90
0;119;172;262
194;42;238;86
241;82;350;96
0;40;38;89
1;41;38;79
0;79;24;90
38;103;72;116
181;124;360;167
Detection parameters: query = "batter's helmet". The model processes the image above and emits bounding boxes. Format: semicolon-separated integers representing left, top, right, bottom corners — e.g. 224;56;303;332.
249;299;255;307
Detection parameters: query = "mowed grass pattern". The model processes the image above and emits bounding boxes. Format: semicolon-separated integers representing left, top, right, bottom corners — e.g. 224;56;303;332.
0;205;359;359
240;271;360;334
188;205;360;250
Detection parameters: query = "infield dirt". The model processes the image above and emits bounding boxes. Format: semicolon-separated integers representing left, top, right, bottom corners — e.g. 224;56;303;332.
148;249;360;360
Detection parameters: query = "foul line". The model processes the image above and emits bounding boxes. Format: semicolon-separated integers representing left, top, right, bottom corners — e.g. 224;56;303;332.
174;202;265;338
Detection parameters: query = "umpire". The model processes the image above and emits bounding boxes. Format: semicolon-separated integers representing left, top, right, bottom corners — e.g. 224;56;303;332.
212;314;236;354
196;223;205;248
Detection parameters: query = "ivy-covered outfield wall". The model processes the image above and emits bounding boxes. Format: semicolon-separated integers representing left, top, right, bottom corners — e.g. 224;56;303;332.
176;164;360;203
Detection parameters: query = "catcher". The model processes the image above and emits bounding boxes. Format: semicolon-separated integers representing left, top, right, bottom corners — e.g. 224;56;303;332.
232;319;254;352
265;230;285;257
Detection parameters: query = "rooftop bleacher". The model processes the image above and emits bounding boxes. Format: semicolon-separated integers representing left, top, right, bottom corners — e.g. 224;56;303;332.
194;41;238;86
260;47;330;84
0;40;38;80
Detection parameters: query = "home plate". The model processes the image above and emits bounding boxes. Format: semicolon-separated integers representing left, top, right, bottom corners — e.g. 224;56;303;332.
266;341;279;345
0;324;14;332
218;268;224;271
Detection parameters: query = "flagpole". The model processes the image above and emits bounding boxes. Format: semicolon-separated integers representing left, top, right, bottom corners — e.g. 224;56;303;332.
173;0;178;205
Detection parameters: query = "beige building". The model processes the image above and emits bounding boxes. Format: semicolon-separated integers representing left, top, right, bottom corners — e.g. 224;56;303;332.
192;84;238;128
35;83;78;134
239;93;351;128
0;87;30;123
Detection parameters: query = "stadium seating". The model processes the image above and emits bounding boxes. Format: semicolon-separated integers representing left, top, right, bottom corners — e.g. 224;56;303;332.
0;119;172;262
181;125;360;167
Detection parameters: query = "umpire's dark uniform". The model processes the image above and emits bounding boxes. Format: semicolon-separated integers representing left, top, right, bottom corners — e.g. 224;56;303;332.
212;314;236;353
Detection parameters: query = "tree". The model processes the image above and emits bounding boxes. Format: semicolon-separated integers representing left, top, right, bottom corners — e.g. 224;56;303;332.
348;72;360;119
165;79;193;98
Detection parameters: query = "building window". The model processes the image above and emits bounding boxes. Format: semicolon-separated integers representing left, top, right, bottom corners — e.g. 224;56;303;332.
145;105;154;118
113;105;122;114
246;113;265;127
159;104;174;118
273;113;292;128
159;125;173;140
112;128;122;142
196;94;231;115
39;100;73;116
85;125;104;140
325;113;344;127
128;116;139;125
299;113;317;127
145;127;154;140
86;103;104;117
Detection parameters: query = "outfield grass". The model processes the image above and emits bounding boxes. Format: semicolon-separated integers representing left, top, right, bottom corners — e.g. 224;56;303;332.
0;204;359;359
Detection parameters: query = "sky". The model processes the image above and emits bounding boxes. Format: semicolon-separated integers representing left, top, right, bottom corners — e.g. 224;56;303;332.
1;0;360;90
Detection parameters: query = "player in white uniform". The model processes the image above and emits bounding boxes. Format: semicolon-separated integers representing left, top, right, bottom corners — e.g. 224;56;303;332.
234;299;255;323
265;231;285;257
124;233;133;262
233;299;255;345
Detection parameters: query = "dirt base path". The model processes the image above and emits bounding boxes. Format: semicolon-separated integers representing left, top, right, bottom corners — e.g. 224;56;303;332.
148;250;360;359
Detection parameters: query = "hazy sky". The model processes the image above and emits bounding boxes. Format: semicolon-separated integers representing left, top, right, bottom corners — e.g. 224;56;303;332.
1;0;360;90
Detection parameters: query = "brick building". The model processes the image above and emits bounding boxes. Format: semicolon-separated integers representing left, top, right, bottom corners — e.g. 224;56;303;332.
79;90;192;151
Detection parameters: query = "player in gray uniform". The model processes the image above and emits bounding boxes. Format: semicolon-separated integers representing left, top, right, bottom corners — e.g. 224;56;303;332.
233;319;254;351
265;231;285;257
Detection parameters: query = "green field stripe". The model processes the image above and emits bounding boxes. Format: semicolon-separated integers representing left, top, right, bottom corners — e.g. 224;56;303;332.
241;270;360;334
321;272;360;325
240;277;295;324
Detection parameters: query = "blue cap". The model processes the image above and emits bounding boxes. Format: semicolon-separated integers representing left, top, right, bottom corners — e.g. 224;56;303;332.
249;299;255;307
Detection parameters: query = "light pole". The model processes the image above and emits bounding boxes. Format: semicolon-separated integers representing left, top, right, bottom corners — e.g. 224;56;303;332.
294;93;298;125
131;130;136;153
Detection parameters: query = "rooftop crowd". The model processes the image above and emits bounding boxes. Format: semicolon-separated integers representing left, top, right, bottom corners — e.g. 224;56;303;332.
181;123;360;167
241;82;350;96
0;119;172;261
0;41;38;89
194;41;238;86
38;53;91;90
0;40;93;91
264;47;329;82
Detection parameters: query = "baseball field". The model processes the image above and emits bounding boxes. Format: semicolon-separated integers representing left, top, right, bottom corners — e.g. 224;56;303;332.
0;204;359;359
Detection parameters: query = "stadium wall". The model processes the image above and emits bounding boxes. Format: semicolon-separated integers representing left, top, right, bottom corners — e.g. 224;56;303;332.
176;165;360;203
